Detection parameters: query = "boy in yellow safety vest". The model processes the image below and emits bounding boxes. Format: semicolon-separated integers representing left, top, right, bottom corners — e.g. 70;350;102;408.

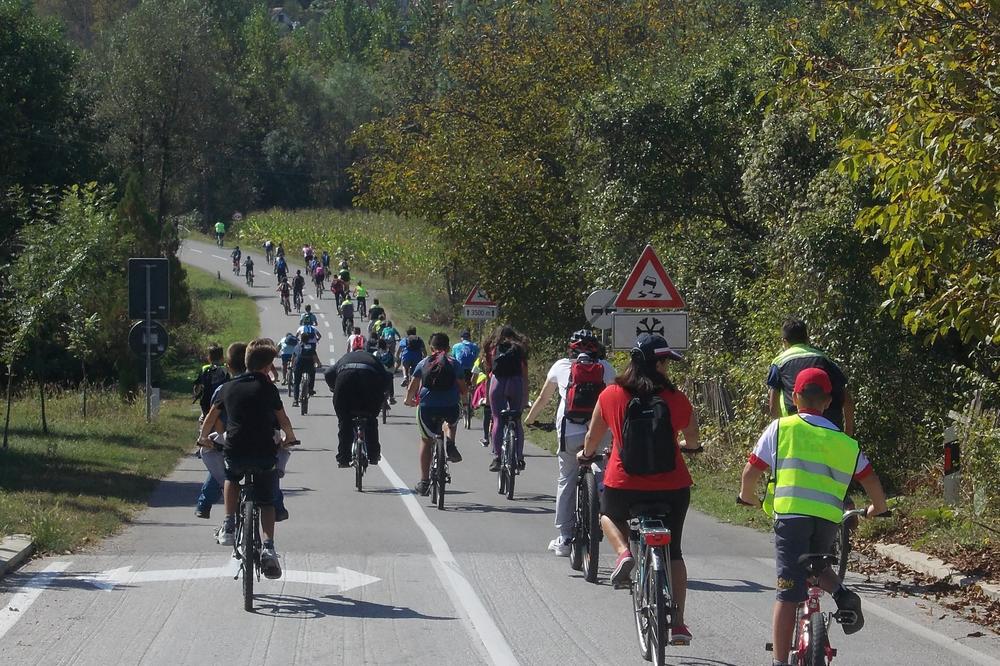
738;367;889;666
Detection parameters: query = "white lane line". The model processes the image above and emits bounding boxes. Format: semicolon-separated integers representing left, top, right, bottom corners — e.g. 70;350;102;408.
211;254;227;261
329;344;336;354
319;313;327;319
0;561;72;640
191;249;203;254
323;320;331;328
379;456;519;666
260;271;271;277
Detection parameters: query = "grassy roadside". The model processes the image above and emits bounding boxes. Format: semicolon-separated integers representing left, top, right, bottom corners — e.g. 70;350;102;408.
0;265;259;553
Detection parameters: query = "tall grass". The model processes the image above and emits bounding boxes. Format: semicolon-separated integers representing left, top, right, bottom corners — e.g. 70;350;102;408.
238;209;442;281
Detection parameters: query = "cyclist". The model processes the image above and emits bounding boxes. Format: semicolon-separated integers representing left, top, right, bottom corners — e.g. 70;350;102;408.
321;250;331;271
243;255;254;283
194;342;237;520
292;270;306;309
192;343;229;421
324;349;392;468
263;240;274;264
347;326;366;352
739;368;888;666
331;275;346;308
404;332;466;495
472;356;491;446
276;242;285;259
367;299;385;327
276;279;292;313
278;332;298;384
768;318;854;435
275;254;288;282
231;246;242;274
380;320;400;358
302;244;314;266
297;306;320;336
397;326;426;387
214;220;226;245
291;327;322;407
314;264;326;293
355;281;368;319
198;339;298;579
483;325;529;472
525;329;615;557
371;313;387;338
340;299;355;336
579;333;700;644
376;338;397;404
338;262;351;289
451;330;480;385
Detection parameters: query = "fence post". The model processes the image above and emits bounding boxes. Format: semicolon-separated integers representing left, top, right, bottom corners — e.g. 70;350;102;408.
943;424;960;506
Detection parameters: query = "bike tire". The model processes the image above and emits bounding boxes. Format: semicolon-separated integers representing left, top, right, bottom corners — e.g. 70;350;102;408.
652;566;667;666
805;611;827;666
583;470;601;583
504;431;516;501
464;399;472;429
300;374;309;415
241;499;255;612
832;521;850;582
632;558;652;661
355;459;364;492
382;403;388;424
569;474;586;572
497;463;506;495
436;440;446;510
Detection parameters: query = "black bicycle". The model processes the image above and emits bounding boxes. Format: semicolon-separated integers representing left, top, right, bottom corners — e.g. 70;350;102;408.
299;371;311;415
429;430;449;511
357;297;367;319
382;394;390;424
351;416;369;492
571;451;604;583
293;290;303;313
233;465;265;612
628;503;678;665
245;269;254;287
342;315;354;337
496;408;520;501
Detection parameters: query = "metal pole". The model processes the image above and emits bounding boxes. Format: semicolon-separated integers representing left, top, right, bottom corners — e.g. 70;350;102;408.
145;265;152;423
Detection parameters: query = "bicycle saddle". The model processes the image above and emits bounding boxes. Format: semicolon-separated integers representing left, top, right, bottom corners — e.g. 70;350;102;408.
797;553;839;571
629;503;672;518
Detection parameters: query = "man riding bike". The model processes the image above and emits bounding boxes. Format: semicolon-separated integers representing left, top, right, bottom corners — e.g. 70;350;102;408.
324;349;392;468
321;250;331;271
214;220;226;245
331;275;346;308
231;246;242;275
302;244;314;265
292;327;322;407
276;279;292;314
292;270;306;309
314;265;326;293
299;304;318;327
275;254;288;282
243;255;254;283
340;299;355;337
278;333;298;385
451;330;480;385
355;282;368;319
263;240;274;264
367;299;385;327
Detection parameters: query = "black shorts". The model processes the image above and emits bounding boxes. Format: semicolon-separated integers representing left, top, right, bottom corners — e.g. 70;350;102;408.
417;405;459;439
773;517;840;602
601;486;690;561
224;455;278;506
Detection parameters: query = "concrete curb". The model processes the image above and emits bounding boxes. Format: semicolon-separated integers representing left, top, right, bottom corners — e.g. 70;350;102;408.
875;542;1000;603
0;534;35;578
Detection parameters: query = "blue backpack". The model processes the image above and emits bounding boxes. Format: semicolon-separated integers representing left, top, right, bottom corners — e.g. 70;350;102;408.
453;341;478;369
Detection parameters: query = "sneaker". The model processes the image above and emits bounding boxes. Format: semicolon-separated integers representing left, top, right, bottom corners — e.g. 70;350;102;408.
516;458;526;470
548;537;571;557
275;507;289;522
446;440;463;463
260;546;282;579
414;479;431;496
389;396;397;404
292;400;299;407
834;587;865;634
488;456;501;472
671;624;692;645
480;437;489;448
369;457;380;466
216;525;235;547
337;460;351;468
195;506;211;520
611;550;635;588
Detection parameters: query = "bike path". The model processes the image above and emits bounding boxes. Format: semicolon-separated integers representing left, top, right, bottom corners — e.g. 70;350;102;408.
1;239;997;665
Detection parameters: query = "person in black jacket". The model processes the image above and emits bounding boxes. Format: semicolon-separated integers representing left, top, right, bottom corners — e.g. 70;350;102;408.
325;350;392;467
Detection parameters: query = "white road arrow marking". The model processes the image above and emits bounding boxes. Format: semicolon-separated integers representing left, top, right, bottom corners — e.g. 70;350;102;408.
0;561;71;640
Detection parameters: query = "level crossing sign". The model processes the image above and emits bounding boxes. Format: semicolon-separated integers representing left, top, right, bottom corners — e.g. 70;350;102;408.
614;245;685;309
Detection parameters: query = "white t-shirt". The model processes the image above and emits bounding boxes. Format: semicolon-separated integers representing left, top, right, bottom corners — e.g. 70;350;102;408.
545;357;617;442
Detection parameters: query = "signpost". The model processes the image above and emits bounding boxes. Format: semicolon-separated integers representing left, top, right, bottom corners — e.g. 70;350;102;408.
128;258;170;422
584;289;617;330
463;285;498;321
610;244;689;351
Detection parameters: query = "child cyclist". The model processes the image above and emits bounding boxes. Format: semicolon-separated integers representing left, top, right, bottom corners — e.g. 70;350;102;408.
738;367;889;666
198;339;299;579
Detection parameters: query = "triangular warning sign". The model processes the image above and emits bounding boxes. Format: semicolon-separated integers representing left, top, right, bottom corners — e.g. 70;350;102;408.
615;245;685;309
464;285;497;307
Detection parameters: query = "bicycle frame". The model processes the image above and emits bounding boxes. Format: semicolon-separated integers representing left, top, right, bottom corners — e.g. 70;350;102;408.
629;513;675;665
352;417;369;492
496;410;519;500
233;472;261;612
429;432;449;510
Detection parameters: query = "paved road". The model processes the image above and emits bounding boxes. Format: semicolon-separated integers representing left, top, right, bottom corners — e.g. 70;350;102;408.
2;239;998;665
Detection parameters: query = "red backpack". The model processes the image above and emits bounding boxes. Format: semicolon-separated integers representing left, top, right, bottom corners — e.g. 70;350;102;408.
564;356;606;423
350;335;364;351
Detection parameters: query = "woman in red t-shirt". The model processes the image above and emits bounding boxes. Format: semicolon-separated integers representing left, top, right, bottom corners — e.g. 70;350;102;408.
580;333;700;643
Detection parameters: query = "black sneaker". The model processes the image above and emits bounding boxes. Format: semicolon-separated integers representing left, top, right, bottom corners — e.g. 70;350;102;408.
480;437;490;448
446;440;463;463
414;479;431;496
292;400;299;407
337;459;351;468
275;507;289;522
516;458;526;470
834;587;865;634
195;507;211;520
489;456;501;472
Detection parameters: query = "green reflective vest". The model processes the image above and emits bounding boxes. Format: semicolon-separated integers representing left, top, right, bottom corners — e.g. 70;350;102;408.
771;344;829;416
772;415;859;522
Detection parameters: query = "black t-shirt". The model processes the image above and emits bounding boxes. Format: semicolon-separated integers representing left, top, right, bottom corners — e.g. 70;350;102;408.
768;353;848;428
214;373;283;457
324;351;389;393
293;275;305;291
368;306;385;321
296;340;318;369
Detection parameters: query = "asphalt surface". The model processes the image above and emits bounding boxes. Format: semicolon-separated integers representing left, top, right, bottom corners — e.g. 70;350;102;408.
2;238;998;665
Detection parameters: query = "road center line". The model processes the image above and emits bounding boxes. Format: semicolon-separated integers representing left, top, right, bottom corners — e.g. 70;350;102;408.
190;248;203;254
379;455;519;666
0;561;72;641
211;254;227;261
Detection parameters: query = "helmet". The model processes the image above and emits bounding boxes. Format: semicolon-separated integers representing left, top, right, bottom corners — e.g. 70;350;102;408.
569;328;601;356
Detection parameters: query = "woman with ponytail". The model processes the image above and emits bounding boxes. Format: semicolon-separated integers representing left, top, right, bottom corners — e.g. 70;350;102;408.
579;333;701;644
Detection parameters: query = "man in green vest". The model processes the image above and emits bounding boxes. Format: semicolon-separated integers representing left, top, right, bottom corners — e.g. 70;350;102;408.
739;368;889;666
767;318;855;435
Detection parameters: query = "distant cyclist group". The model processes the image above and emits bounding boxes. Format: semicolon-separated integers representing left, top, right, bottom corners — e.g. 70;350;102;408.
195;231;890;664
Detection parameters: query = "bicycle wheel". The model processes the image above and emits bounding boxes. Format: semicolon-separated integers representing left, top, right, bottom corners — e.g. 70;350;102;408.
504;430;516;501
832;521;850;581
355;459;364;492
241;498;255;612
300;374;309;415
464;398;472;429
805;611;827;666
632;557;652;661
382;401;388;424
582;470;601;583
569;474;586;572
436;439;446;510
651;565;667;666
430;448;440;505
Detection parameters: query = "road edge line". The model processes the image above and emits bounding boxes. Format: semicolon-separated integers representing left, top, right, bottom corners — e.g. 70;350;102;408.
0;561;71;640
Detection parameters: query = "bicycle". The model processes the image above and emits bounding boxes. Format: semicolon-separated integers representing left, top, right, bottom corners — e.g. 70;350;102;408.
570;450;604;583
245;269;254;287
293;291;303;313
382;394;390;424
461;373;473;429
357;297;367;320
281;293;291;316
232;260;240;276
627;502;678;666
299;371;311;415
429;430;449;511
315;280;324;299
216;232;224;247
342;315;354;337
351;416;369;492
265;245;274;264
232;464;265;612
495;408;520;501
831;499;859;582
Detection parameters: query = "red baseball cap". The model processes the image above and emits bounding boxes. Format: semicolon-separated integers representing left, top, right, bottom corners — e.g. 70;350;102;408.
793;367;832;395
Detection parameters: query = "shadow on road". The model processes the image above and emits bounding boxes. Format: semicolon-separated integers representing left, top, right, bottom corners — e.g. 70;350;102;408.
687;578;773;593
251;593;456;621
445;501;554;515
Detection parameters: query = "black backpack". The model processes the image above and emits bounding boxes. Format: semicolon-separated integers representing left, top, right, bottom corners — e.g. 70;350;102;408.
620;394;677;475
423;352;456;390
491;341;523;378
196;365;229;414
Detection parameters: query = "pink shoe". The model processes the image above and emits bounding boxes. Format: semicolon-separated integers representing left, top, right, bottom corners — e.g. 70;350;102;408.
611;550;635;588
671;624;692;645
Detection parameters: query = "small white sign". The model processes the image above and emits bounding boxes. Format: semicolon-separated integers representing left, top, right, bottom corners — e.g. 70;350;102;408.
464;305;497;321
584;289;617;329
612;312;689;350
